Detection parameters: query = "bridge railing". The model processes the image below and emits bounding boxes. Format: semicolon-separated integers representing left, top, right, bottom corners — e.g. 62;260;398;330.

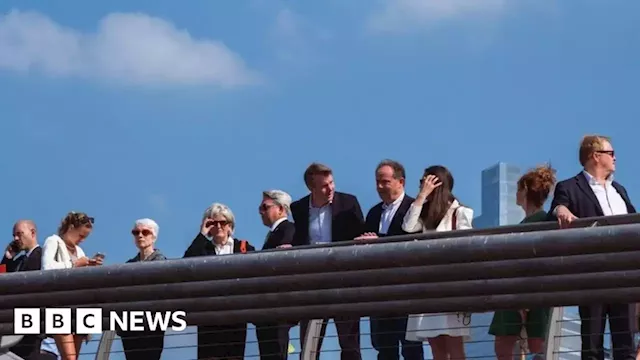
0;213;639;359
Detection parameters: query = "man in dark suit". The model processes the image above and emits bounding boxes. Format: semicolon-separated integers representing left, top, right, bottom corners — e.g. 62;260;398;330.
355;160;424;360
256;189;296;360
548;135;636;360
291;162;365;360
1;220;58;360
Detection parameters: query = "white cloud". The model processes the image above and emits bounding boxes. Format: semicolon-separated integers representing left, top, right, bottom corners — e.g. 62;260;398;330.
367;0;508;34
0;10;260;87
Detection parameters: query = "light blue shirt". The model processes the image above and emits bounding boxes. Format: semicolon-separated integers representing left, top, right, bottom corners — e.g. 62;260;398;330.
309;198;332;244
40;337;60;358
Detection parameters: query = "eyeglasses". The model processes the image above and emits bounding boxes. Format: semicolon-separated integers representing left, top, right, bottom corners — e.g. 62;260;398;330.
596;150;615;157
131;229;153;236
206;220;229;227
259;204;276;212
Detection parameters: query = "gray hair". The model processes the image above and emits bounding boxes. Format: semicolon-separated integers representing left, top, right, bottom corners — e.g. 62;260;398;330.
134;218;159;238
202;203;235;231
263;190;292;214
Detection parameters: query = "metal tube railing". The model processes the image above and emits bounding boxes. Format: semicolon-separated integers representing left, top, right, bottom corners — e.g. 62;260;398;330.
2;250;640;309
0;213;638;359
2;220;640;295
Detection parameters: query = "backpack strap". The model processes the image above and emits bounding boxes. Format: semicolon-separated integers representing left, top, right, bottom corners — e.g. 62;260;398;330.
239;240;247;254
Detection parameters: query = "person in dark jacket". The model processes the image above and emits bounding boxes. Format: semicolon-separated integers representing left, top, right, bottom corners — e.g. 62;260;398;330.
2;220;57;360
118;218;167;360
184;203;256;360
256;190;296;360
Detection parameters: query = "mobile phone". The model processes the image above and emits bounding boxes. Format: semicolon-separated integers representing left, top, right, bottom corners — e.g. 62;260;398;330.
9;241;20;253
94;252;105;260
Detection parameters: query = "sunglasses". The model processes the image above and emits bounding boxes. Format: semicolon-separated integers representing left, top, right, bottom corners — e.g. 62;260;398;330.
596;150;615;157
259;204;276;212
206;220;229;227
131;229;153;236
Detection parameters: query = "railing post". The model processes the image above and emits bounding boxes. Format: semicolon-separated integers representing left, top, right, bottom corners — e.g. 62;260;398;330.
95;330;116;360
301;319;324;360
545;306;564;360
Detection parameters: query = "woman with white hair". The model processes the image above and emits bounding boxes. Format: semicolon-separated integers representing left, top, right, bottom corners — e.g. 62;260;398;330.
183;202;256;360
117;218;167;360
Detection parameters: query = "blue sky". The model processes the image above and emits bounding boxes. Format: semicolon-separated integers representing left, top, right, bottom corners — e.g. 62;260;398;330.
1;0;639;359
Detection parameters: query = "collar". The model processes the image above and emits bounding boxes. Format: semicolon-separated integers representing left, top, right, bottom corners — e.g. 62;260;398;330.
270;217;288;232
213;236;234;249
25;244;39;257
382;192;405;210
309;195;331;209
583;170;613;185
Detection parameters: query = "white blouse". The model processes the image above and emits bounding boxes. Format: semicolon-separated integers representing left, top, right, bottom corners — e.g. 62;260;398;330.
41;234;86;270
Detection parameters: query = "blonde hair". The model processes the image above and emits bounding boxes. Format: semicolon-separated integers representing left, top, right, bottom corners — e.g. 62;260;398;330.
579;135;611;166
58;212;94;236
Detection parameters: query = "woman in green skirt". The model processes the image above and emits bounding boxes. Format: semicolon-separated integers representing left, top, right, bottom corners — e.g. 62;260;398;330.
489;164;557;360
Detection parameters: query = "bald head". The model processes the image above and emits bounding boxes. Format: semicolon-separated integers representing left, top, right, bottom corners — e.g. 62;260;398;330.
12;220;37;251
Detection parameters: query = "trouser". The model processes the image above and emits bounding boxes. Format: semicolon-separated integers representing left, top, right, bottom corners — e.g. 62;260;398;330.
120;330;165;360
255;322;294;360
197;324;247;360
579;303;636;360
370;315;424;360
300;317;362;360
9;335;41;360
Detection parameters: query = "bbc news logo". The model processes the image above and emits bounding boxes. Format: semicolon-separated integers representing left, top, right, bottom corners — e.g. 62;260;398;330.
14;308;187;335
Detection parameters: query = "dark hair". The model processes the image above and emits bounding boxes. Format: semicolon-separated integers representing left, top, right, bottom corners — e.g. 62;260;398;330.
518;164;557;208
303;163;333;189
420;165;455;230
58;212;94;236
376;159;406;179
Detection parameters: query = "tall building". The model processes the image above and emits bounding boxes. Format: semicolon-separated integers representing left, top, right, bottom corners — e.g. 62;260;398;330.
466;162;525;359
473;162;525;229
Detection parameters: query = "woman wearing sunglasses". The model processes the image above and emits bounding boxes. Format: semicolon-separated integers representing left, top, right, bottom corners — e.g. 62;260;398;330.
117;218;167;360
184;202;256;360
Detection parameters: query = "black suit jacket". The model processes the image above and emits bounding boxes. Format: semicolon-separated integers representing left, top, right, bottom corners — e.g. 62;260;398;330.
183;234;256;257
548;171;636;220
1;246;42;273
1;246;43;359
364;194;418;237
262;219;295;250
291;191;365;246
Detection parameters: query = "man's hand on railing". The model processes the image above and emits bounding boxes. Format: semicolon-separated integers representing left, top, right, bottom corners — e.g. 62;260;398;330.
354;232;378;241
556;205;578;228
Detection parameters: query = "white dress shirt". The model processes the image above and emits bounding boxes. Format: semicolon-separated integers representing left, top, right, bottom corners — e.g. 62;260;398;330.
379;192;405;235
582;171;628;216
214;237;234;255
309;198;332;244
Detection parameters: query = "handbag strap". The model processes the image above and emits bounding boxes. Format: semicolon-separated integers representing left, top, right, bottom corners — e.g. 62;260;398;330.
452;207;460;231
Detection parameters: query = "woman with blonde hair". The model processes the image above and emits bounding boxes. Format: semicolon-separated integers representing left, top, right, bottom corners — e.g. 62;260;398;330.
42;212;103;360
489;165;557;360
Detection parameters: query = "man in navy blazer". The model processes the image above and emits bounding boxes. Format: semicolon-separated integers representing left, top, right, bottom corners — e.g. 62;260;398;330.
356;160;424;360
290;162;365;360
548;135;636;360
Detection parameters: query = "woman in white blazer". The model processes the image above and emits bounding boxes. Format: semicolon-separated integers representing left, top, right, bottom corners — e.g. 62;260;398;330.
42;212;101;360
402;165;473;360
